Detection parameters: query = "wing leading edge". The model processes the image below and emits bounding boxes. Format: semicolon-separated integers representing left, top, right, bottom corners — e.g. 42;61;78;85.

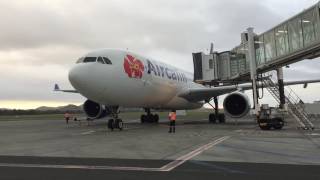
179;79;320;102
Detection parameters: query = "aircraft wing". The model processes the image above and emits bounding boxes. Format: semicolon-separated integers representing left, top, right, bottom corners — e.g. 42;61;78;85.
179;79;320;102
54;84;78;93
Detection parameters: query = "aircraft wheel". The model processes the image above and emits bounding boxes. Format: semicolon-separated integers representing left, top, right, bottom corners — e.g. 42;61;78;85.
140;115;146;123
218;114;225;123
273;118;284;130
108;119;114;130
116;119;123;130
260;125;271;130
154;114;159;123
147;114;154;123
209;113;216;123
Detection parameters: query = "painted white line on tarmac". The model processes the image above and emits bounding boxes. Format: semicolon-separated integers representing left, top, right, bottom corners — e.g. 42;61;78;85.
234;129;243;133
80;130;95;135
308;133;320;136
0;163;160;171
0;136;230;172
159;136;230;171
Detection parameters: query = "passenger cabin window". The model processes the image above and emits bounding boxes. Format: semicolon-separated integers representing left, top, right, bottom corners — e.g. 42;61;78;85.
97;57;105;64
103;57;112;64
83;57;97;63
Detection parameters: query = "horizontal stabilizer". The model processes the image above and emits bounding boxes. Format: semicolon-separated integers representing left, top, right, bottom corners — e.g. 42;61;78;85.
53;83;78;93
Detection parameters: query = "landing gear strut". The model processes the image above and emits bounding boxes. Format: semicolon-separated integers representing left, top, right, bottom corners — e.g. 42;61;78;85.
107;106;123;131
208;97;225;123
140;108;159;123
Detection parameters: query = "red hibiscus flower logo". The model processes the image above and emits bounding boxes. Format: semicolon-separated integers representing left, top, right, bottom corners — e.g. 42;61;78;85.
123;54;144;79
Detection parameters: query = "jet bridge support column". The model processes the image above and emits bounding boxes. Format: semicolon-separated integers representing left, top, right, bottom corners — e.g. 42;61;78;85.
210;43;220;120
247;27;260;118
277;68;286;109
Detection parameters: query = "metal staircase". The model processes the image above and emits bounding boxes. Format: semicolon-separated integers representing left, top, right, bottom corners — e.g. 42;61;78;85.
261;73;315;130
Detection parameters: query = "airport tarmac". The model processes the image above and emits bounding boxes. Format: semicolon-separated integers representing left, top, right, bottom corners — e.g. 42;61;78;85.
0;116;319;179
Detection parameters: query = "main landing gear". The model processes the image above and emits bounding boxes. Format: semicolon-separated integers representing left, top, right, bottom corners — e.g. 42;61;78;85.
207;96;226;124
140;108;159;123
107;106;123;131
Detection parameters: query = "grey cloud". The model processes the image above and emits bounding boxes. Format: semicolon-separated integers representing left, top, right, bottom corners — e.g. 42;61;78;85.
0;0;281;53
0;0;319;106
284;59;320;80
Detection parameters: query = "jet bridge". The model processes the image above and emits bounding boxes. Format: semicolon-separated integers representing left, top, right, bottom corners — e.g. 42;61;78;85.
194;2;320;84
193;2;320;129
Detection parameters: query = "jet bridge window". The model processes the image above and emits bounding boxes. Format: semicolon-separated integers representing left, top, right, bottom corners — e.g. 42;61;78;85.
83;57;97;63
209;59;214;69
103;57;112;64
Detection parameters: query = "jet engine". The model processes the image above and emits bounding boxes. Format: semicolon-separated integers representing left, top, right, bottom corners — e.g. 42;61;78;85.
83;100;111;119
223;92;250;118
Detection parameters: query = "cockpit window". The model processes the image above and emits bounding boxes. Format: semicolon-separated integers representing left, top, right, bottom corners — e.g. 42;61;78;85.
76;57;85;63
103;57;112;64
83;57;97;63
97;57;105;64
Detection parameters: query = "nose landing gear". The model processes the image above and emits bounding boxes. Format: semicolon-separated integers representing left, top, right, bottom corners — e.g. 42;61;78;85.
107;106;123;131
108;118;123;131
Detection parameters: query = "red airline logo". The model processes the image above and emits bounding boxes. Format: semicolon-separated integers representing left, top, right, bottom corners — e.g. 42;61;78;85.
123;54;144;79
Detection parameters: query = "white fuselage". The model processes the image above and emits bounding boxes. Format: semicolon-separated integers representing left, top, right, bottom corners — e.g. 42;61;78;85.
69;49;205;110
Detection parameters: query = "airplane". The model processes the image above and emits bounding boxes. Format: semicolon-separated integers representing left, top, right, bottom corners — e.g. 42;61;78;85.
55;49;320;130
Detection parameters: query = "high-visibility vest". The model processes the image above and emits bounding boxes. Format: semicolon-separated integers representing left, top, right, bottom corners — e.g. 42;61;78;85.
64;113;70;118
170;112;176;121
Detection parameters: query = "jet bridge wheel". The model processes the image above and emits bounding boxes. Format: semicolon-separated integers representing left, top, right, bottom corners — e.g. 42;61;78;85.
272;118;284;130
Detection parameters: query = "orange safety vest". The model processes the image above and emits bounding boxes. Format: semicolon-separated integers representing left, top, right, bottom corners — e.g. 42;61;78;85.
64;113;70;118
169;112;176;121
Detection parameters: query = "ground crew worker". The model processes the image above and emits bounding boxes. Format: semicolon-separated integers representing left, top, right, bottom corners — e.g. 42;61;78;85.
64;112;70;125
168;110;176;133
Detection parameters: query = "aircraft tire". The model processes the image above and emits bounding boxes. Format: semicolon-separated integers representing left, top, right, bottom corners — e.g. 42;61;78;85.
154;114;159;123
116;119;123;130
140;115;146;123
108;119;114;130
147;114;154;123
209;113;216;123
273;118;284;130
218;114;225;123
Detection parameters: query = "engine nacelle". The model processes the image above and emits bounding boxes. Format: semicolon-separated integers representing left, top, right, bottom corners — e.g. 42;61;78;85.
223;92;251;118
83;100;111;119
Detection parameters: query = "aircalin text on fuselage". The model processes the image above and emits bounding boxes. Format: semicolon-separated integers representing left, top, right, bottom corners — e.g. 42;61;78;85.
145;59;188;83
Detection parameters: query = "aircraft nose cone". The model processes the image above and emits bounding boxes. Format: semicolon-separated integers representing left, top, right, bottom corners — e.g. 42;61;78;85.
68;65;86;90
68;66;79;85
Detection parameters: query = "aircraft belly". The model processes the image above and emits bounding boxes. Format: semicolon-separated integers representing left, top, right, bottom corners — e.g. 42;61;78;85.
99;76;176;107
163;96;203;110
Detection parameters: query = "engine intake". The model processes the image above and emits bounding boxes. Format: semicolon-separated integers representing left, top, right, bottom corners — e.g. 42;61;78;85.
223;92;250;118
83;100;110;119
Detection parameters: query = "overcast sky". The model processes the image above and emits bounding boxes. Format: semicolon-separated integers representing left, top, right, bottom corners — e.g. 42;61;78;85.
0;0;320;109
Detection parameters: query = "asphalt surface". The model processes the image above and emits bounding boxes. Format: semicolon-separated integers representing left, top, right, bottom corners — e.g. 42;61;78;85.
0;116;319;179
